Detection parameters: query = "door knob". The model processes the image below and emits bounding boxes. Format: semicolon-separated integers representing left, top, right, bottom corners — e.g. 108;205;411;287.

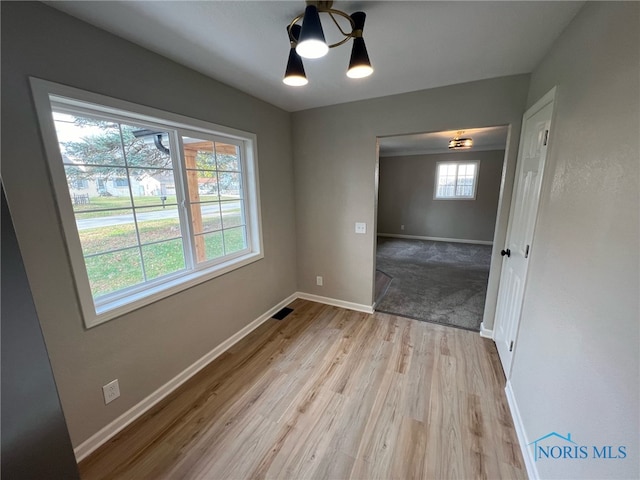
501;248;511;257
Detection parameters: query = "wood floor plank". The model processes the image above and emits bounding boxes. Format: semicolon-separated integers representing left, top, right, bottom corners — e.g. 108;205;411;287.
390;417;428;480
79;300;526;480
262;390;344;479
352;371;406;477
404;323;436;423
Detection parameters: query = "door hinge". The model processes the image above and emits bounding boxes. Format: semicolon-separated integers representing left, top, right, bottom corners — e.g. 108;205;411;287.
525;244;530;258
543;129;549;146
509;341;514;352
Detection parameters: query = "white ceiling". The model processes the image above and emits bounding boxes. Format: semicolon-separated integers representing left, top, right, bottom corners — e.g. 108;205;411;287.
46;1;583;112
379;126;509;157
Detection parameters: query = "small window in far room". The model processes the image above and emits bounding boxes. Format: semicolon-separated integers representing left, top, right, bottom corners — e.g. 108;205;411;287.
434;161;479;200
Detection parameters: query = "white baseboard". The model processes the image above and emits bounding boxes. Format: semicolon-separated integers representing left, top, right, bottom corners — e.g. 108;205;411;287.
73;292;298;462
378;233;493;246
505;380;538;480
73;292;373;462
479;322;494;339
296;292;374;314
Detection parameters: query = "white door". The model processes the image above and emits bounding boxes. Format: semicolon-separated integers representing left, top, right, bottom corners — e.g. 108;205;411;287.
494;87;556;377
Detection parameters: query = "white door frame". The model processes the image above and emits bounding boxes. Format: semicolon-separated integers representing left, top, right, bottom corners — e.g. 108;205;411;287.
493;86;557;377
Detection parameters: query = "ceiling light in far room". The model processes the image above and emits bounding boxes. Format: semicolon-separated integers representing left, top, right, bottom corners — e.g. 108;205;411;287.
284;1;373;85
449;131;473;149
283;24;308;86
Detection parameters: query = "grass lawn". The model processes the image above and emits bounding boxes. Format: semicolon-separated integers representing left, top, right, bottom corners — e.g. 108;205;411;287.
83;217;246;298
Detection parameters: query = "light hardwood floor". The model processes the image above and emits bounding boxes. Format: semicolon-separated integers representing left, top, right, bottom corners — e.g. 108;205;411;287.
79;299;526;479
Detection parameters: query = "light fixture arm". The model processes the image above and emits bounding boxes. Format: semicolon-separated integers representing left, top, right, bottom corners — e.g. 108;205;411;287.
327;10;354;38
287;4;356;49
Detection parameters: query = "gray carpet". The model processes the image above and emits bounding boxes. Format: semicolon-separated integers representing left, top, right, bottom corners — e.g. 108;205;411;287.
375;237;492;331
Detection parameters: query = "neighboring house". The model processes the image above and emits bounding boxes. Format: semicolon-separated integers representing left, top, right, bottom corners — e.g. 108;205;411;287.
70;170;219;201
64;156;145;199
69;177;142;198
138;171;176;197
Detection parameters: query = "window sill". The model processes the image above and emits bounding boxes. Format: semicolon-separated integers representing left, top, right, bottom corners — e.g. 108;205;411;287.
86;251;264;328
433;196;477;201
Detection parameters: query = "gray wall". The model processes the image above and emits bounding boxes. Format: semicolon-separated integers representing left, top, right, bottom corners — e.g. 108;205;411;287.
292;75;529;320
1;187;80;479
509;3;639;479
1;2;297;447
378;150;505;242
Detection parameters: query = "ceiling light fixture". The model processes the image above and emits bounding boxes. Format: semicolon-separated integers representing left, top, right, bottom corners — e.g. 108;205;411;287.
283;1;373;86
448;131;473;149
283;24;308;86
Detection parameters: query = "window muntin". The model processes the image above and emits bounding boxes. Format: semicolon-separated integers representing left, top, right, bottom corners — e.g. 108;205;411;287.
32;80;262;328
434;161;479;199
181;135;248;264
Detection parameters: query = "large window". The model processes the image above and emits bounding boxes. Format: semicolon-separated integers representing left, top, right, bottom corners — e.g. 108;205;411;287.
32;79;262;327
434;161;479;199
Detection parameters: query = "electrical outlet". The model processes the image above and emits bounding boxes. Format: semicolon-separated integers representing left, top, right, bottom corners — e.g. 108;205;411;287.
102;379;120;404
401;224;405;230
355;222;366;234
316;276;323;286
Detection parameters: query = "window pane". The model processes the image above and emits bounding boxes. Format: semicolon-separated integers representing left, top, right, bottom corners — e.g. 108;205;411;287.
136;206;183;244
219;172;242;198
53;112;125;167
192;202;222;234
224;227;247;255
186;170;219;200
72;179;89;189
443;164;457;175
110;177;130;198
442;177;455;188
200;231;224;262
121;124;172;169
65;166;132;211
132;168;178;207
437;162;478;198
221;200;244;229
85;248;144;298
456;185;471;196
215;142;240;171
183;137;216;170
142;239;186;281
76;210;137;255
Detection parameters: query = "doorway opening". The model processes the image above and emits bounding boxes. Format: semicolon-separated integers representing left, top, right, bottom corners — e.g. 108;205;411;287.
374;126;509;332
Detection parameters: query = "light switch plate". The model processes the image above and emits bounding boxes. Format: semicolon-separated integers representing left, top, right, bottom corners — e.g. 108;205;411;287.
355;222;366;234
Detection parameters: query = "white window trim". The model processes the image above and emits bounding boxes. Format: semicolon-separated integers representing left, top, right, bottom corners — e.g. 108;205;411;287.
433;160;480;200
30;77;264;328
